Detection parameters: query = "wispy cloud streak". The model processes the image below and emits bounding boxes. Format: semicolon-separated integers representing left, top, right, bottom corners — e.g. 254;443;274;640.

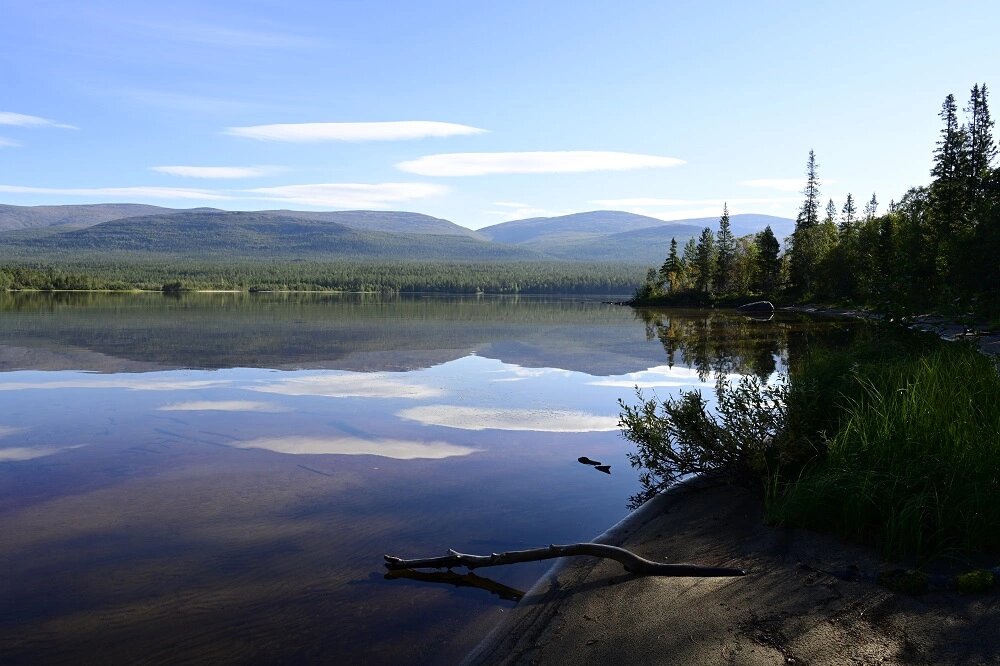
0;112;76;129
226;121;486;142
397;151;684;176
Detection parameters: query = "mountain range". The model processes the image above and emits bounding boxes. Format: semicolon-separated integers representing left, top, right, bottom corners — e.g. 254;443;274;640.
0;204;793;265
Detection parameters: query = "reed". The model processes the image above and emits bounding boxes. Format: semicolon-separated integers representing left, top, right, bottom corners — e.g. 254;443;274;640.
770;343;1000;560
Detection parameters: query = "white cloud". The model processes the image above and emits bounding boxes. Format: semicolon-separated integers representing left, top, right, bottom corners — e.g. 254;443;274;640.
158;400;285;412
152;165;285;179
252;373;445;399
225;121;486;142
741;179;836;192
0;444;84;462
0;185;232;201
0;426;28;438
397;405;619;432
492;201;529;208
0;112;76;129
229;436;477;459
0;137;20;148
245;182;449;208
397;151;685;177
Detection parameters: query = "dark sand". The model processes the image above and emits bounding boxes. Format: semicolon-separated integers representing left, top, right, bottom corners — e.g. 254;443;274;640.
465;481;1000;665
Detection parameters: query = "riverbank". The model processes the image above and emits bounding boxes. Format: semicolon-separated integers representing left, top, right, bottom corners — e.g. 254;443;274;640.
780;304;1000;357
464;479;1000;665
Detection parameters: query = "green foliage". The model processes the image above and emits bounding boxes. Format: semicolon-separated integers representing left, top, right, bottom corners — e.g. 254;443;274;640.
770;342;1000;560
619;373;789;508
0;260;646;295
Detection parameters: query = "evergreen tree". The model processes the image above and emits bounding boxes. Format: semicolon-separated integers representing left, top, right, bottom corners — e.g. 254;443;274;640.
931;93;971;281
796;150;821;231
714;204;736;293
695;227;716;294
840;193;857;234
824;199;837;224
658;237;680;292
864;193;879;221
754;226;781;294
965;83;997;203
681;237;699;291
790;150;821;294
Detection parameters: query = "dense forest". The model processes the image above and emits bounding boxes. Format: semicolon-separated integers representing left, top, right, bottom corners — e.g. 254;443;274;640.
637;83;999;320
0;260;645;295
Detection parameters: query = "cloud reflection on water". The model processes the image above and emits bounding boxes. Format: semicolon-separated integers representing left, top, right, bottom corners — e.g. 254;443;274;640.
397;406;619;432
587;365;712;389
229;436;478;459
251;373;444;399
0;444;83;461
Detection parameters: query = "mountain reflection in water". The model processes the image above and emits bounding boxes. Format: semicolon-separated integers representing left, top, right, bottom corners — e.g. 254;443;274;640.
0;293;863;664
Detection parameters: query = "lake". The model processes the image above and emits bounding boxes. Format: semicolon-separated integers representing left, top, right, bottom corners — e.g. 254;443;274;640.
0;292;861;664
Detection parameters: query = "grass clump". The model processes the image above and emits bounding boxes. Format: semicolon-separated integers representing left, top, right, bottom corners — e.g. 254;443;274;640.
955;569;995;593
771;342;1000;560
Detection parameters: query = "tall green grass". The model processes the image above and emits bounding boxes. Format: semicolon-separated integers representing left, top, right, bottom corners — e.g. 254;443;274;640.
770;343;1000;560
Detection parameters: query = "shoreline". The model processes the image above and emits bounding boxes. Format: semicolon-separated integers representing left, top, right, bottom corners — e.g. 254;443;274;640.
462;479;1000;665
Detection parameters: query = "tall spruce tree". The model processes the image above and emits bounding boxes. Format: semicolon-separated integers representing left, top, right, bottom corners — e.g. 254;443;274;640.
658;237;680;292
714;204;736;294
796;150;821;231
864;193;879;221
790;150;821;294
695;227;716;294
965;83;997;204
824;199;837;224
840;193;857;234
931;93;970;280
754;226;781;294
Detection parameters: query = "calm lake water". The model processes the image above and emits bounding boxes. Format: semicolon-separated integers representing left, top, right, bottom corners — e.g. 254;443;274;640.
0;292;861;664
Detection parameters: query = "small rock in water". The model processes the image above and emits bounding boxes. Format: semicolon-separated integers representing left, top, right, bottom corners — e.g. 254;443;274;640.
578;456;601;466
594;464;611;474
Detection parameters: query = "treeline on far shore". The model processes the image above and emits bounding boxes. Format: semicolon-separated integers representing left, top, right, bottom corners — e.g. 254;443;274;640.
0;260;646;295
636;84;1000;322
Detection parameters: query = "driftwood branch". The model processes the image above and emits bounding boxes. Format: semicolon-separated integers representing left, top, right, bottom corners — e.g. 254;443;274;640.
384;543;745;577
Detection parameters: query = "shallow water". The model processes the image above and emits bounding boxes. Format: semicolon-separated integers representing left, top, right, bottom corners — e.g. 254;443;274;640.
0;293;860;664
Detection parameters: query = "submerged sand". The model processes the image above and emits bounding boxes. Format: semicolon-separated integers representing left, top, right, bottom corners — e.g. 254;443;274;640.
464;481;1000;665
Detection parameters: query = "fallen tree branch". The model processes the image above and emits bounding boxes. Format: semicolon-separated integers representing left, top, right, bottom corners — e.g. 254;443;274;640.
384;543;745;577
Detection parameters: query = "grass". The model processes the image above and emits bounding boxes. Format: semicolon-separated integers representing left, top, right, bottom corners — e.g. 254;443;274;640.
769;341;1000;561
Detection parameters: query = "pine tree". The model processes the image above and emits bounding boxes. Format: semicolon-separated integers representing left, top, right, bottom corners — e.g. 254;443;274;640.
714;204;736;294
658;237;680;291
695;227;716;294
864;193;878;221
840;193;857;234
796;150;821;231
790;150;821;294
681;237;699;290
965;83;997;204
824;199;837;225
754;226;781;294
930;93;970;280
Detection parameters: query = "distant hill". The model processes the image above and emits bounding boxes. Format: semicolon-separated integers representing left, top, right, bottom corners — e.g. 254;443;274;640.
477;211;794;263
258;210;485;238
0;203;172;232
478;210;674;245
6;210;543;261
0;204;794;265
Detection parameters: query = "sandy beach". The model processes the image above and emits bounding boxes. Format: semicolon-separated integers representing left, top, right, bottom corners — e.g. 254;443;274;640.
464;480;1000;665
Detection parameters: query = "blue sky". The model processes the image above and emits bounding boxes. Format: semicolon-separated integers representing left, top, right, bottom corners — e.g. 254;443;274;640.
2;1;999;229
